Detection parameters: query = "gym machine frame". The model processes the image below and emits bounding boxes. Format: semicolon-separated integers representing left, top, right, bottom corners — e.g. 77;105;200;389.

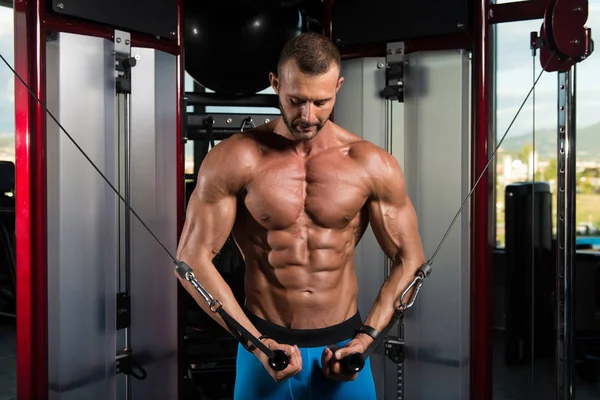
13;0;186;399
332;0;592;398
12;1;593;400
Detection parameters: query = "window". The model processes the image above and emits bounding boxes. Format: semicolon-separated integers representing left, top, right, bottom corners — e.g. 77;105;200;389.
0;3;15;391
184;72;195;175
492;7;599;399
573;2;600;241
494;4;600;247
0;4;14;164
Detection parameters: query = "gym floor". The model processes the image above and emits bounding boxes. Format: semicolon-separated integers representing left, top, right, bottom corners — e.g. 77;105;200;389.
0;325;598;399
0;323;15;400
492;330;600;400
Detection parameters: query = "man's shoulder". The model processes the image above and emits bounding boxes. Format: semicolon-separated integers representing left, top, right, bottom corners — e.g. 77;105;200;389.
346;137;395;170
343;138;404;198
209;131;262;163
217;130;260;150
199;132;262;189
333;125;385;155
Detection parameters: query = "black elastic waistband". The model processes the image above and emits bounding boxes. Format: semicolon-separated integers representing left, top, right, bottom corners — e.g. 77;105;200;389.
245;309;363;348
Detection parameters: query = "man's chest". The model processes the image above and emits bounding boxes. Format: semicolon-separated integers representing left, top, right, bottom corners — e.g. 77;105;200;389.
242;153;370;230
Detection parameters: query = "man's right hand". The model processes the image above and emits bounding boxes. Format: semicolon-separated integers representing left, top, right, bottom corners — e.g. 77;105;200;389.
254;338;302;382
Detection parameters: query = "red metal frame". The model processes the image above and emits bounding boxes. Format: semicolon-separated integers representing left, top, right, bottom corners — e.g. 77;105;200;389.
338;33;474;60
490;0;550;24
14;0;48;398
405;32;474;54
470;0;494;398
44;13;180;56
12;0;556;398
323;0;334;41
14;3;182;400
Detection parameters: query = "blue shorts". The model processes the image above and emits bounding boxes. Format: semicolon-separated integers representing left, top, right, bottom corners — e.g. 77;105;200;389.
233;310;377;400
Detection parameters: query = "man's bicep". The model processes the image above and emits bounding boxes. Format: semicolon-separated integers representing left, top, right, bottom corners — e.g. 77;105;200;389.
177;141;244;262
367;152;422;264
177;188;237;261
368;191;415;263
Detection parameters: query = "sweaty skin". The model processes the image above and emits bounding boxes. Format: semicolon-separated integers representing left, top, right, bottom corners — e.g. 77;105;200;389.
176;59;425;383
233;122;372;329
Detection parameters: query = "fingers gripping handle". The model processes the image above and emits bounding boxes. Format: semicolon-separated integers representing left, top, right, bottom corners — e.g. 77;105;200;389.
175;261;290;371
327;344;365;374
328;308;404;374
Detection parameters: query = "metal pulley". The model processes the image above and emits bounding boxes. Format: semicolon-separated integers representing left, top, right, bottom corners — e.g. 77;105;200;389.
531;0;594;72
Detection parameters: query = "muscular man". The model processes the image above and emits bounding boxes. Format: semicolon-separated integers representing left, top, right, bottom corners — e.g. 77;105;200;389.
176;32;425;400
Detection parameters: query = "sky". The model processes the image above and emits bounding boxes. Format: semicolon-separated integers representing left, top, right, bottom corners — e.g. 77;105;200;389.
495;3;600;139
0;6;14;137
0;2;599;141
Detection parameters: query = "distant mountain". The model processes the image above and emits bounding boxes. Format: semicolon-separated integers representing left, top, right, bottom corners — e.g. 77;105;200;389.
0;135;13;149
498;121;600;162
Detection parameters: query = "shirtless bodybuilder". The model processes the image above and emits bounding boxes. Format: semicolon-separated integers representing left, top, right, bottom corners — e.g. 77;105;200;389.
176;32;425;400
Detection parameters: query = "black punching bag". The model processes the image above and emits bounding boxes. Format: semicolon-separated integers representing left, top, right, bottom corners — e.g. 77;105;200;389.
183;2;302;97
504;182;554;365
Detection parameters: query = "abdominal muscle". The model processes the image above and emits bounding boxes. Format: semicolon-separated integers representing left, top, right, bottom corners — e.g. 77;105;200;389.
234;222;361;330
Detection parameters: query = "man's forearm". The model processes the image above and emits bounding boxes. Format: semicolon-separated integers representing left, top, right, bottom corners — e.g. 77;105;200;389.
175;257;262;345
359;259;424;344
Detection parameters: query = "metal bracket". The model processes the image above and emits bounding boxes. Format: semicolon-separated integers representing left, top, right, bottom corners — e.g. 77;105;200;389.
186;113;280;141
384;338;405;364
380;42;405;102
116;349;132;375
530;31;545;56
116;348;147;380
116;292;131;330
385;336;405;400
187;113;277;130
114;30;137;94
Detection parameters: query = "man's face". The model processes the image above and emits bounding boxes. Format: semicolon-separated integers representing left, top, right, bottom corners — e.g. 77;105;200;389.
270;60;344;141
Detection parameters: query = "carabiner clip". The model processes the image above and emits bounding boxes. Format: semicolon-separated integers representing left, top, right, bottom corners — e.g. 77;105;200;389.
398;261;433;311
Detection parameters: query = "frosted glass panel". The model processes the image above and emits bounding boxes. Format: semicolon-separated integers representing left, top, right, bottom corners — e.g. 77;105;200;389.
128;47;179;399
402;50;471;400
46;33;118;400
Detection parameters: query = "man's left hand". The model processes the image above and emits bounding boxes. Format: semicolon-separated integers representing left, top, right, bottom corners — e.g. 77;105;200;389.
321;334;372;382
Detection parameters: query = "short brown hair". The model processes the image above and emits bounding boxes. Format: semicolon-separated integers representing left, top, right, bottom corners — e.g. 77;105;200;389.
277;32;341;77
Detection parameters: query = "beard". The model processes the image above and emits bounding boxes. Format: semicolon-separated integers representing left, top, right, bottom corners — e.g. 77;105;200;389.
279;100;327;141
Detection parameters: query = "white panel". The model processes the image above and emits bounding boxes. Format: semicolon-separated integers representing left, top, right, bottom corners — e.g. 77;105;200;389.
128;47;179;399
336;57;394;400
402;50;471;400
46;33;118;400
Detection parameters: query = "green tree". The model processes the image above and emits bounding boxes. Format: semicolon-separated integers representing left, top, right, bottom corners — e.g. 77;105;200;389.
580;168;600;178
518;143;533;163
535;170;543;181
544;158;557;181
578;180;595;194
